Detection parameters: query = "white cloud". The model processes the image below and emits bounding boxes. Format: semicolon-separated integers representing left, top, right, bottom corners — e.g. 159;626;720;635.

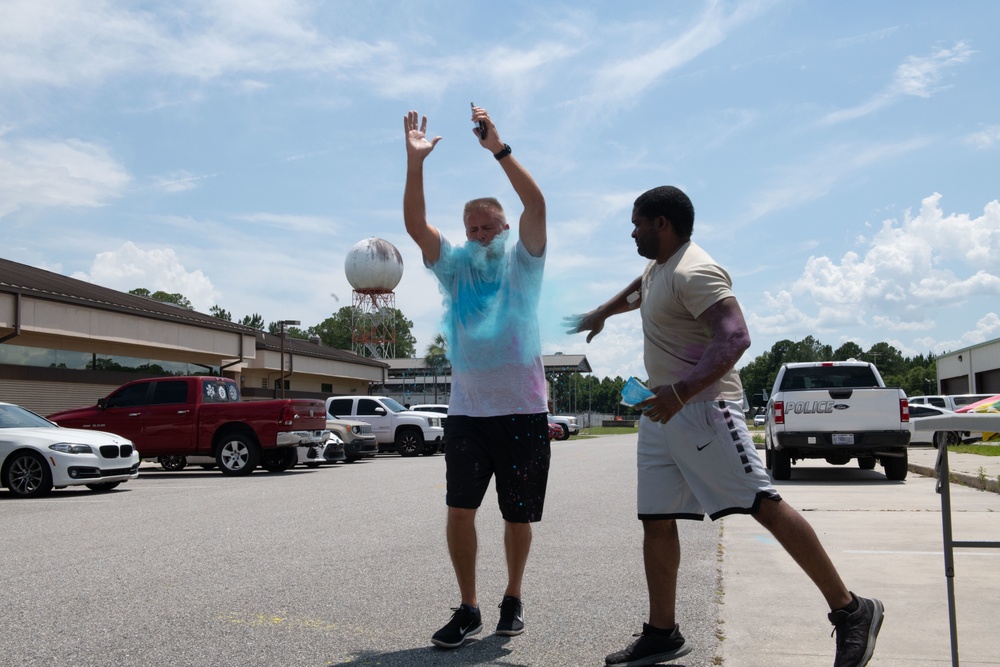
751;193;1000;342
821;41;973;125
587;1;768;110
744;138;930;223
914;313;1000;355
72;241;219;311
966;125;1000;150
0;0;393;89
152;170;215;194
0;136;130;216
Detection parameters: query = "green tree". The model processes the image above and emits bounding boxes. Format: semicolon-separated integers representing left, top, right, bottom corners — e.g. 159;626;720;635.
832;341;865;361
268;321;309;339
210;305;232;321
239;313;266;330
129;288;193;309
424;333;449;402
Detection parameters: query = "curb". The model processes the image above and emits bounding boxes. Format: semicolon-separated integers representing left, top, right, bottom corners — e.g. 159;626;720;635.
909;463;1000;494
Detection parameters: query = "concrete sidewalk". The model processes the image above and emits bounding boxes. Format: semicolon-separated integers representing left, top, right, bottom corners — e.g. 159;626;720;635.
908;445;1000;494
718;448;1000;667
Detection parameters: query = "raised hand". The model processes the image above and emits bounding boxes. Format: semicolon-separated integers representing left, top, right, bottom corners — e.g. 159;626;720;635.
404;110;441;161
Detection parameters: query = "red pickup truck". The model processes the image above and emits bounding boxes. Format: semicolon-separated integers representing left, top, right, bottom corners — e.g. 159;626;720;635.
48;376;330;476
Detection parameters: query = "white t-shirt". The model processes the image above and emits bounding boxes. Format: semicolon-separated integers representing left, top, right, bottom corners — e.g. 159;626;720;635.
427;234;548;417
640;240;744;403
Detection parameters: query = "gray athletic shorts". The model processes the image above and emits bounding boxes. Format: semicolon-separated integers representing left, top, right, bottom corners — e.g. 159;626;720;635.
637;399;780;521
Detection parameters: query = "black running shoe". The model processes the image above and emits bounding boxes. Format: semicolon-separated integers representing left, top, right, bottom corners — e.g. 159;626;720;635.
495;595;524;636
431;604;482;649
829;593;884;667
605;623;691;666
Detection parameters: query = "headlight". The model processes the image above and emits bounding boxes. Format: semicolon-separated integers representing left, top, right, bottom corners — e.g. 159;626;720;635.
49;443;94;454
430;418;441;428
351;425;361;435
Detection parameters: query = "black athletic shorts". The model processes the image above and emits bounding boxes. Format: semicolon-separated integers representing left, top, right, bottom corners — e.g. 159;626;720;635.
444;413;551;523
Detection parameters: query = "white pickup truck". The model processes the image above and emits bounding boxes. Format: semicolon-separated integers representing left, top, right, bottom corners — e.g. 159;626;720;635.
754;361;911;481
325;395;444;457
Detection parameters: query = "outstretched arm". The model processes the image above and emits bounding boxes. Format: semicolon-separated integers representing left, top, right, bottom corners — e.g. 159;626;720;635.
564;276;643;343
403;111;443;264
471;106;546;257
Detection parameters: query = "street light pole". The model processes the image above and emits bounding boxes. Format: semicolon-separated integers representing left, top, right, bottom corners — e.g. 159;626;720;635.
278;319;300;399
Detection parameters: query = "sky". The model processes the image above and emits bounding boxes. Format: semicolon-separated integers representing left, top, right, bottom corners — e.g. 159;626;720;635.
2;0;999;382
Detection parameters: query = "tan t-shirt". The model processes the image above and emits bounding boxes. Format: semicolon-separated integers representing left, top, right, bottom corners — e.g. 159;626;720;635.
640;241;744;403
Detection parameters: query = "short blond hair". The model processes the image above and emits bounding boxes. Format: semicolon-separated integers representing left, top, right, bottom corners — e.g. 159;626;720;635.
463;197;506;224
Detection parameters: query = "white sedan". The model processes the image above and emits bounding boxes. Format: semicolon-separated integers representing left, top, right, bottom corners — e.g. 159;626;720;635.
0;402;140;498
907;404;963;448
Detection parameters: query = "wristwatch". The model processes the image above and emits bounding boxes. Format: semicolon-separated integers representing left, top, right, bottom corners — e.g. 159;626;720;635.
493;144;512;161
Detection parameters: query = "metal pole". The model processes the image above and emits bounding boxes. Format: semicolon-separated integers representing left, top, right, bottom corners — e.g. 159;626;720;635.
936;444;961;667
279;327;285;399
278;320;300;399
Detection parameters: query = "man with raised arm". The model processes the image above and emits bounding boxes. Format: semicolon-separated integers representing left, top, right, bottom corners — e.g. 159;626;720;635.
403;106;550;649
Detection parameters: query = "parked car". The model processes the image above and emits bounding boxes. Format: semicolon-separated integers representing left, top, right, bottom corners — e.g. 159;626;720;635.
1;402;140;498
48;376;329;476
907;405;962;448
908;394;995;411
410;403;449;427
753;413;766;427
326;418;378;462
547;414;579;440
326;396;444;456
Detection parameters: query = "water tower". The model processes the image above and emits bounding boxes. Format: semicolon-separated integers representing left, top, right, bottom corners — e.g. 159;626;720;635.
344;238;404;359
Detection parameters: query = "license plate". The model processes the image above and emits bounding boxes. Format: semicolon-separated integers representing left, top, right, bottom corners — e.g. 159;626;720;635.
832;434;854;445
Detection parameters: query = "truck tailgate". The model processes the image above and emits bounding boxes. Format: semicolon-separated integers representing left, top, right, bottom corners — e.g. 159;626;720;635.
781;388;904;431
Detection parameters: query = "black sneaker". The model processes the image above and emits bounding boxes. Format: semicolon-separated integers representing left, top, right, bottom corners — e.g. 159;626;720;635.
605;623;691;666
829;593;884;667
431;604;482;649
496;595;524;636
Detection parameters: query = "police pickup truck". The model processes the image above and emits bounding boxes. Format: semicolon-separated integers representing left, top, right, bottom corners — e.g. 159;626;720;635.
753;361;911;481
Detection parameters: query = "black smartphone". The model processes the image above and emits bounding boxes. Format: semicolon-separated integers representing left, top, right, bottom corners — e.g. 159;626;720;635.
471;102;487;139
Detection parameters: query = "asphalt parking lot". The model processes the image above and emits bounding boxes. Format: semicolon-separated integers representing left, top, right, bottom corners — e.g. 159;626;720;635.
2;435;997;666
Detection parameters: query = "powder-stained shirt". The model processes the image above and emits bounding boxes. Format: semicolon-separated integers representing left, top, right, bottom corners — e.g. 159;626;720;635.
640;240;744;403
428;235;548;417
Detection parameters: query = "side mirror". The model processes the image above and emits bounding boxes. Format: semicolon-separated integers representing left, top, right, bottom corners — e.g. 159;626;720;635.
750;393;767;408
97;398;108;409
374;407;386;416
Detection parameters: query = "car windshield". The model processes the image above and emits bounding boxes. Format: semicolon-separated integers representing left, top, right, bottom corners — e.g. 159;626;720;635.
381;397;407;413
0;404;56;429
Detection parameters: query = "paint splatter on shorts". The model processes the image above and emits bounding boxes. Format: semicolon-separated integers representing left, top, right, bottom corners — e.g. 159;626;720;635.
444;413;551;523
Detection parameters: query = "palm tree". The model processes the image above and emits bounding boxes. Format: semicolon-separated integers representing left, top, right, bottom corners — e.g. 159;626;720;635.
424;333;449;403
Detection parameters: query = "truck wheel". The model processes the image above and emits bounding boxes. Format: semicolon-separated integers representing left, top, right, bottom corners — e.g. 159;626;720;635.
771;449;792;481
216;434;261;476
3;451;53;498
261;448;297;472
857;456;877;470
557;424;570;441
159;455;187;471
395;429;424;457
882;451;908;481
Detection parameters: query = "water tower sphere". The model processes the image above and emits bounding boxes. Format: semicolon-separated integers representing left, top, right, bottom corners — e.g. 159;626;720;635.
344;238;404;291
